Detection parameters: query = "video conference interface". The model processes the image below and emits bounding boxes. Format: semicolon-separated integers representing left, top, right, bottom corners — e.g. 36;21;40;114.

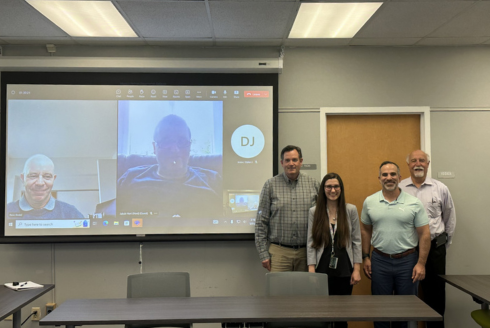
4;84;273;236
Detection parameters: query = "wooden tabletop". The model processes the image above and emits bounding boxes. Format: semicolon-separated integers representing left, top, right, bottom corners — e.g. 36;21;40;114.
440;275;490;304
0;284;55;321
40;295;441;326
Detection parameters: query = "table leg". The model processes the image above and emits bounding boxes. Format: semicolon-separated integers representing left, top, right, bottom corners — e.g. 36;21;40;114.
66;325;76;328
408;321;417;328
481;303;489;310
12;310;21;328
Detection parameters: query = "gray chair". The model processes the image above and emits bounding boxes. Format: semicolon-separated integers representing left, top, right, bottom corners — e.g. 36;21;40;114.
126;272;191;328
265;272;330;328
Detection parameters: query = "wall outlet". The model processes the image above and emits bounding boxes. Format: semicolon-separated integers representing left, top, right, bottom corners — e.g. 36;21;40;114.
31;307;41;321
46;303;57;315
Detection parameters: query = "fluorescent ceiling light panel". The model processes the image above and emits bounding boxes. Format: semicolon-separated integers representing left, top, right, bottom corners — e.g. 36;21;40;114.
289;3;382;38
26;0;137;37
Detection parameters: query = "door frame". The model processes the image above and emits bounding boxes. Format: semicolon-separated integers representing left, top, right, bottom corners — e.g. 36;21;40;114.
319;106;431;178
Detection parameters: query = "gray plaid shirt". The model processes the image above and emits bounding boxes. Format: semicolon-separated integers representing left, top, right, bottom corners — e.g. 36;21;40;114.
255;172;320;261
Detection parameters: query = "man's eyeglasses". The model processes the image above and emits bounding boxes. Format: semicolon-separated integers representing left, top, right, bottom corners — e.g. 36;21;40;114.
325;185;341;190
155;139;191;150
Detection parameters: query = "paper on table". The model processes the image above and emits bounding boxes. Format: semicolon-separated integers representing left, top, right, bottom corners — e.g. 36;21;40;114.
4;281;44;291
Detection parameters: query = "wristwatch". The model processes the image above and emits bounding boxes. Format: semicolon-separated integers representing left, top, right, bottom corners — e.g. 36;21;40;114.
362;253;370;260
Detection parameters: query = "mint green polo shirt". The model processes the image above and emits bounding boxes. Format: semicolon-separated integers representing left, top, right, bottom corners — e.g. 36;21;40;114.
361;190;429;254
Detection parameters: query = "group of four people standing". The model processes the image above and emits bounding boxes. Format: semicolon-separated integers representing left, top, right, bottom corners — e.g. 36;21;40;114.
255;145;456;328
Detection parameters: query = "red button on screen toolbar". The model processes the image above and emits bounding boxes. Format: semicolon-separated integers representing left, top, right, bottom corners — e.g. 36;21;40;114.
244;91;269;98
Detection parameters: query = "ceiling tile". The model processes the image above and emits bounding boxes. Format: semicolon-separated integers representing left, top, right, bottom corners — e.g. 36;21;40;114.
429;2;490;37
416;37;490;46
0;0;67;38
117;1;212;38
209;1;297;39
356;2;474;38
350;37;420;46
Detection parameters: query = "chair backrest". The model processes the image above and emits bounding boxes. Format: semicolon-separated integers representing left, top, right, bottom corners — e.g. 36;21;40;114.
127;272;190;299
265;272;329;296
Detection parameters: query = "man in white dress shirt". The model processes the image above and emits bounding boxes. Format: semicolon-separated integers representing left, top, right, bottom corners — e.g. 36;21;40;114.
399;150;456;328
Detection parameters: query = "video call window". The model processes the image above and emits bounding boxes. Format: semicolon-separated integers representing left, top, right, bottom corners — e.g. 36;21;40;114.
116;101;224;220
5;99;117;230
1;74;277;242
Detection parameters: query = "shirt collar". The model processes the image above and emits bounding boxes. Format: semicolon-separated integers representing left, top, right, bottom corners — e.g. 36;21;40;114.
407;176;433;187
378;189;405;204
19;195;56;211
281;172;300;184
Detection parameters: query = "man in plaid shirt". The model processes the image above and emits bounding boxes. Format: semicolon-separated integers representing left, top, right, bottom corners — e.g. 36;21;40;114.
255;145;320;272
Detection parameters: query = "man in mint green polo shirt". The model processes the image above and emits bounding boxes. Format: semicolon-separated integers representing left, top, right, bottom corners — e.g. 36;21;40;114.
361;161;430;328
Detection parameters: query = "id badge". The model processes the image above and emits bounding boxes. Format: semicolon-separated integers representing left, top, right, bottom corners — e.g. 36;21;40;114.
329;256;338;269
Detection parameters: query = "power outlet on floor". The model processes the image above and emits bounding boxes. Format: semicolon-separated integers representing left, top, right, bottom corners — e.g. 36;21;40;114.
31;307;41;321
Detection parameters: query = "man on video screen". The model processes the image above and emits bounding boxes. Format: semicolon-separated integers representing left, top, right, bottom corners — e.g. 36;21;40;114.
7;154;85;219
117;114;222;218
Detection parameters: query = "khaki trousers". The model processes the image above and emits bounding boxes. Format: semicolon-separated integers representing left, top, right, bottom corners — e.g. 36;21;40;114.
269;243;307;272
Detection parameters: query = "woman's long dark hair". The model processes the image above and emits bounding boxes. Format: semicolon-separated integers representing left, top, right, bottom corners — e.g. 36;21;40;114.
311;173;349;249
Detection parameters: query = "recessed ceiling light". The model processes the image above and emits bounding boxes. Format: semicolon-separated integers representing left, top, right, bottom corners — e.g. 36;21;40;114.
289;3;382;39
26;0;137;38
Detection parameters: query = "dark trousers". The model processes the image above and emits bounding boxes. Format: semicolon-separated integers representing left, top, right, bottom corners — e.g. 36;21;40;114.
421;242;446;328
328;276;353;328
371;251;419;328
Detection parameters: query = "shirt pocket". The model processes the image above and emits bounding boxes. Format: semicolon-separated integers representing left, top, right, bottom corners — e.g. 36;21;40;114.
427;195;442;219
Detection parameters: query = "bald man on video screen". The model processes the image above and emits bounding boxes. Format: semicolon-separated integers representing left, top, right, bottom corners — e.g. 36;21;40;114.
117;114;222;218
7;154;84;219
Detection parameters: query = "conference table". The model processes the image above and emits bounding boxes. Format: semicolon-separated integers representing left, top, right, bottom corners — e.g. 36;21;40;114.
0;284;55;328
40;295;441;328
440;275;490;310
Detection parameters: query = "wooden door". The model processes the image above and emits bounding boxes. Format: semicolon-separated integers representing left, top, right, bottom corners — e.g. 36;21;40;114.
326;114;421;328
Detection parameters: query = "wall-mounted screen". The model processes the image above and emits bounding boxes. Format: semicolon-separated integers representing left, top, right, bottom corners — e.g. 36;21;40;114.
1;72;278;243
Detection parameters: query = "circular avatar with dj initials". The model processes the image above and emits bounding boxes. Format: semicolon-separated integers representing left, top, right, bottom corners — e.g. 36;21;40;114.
231;125;265;158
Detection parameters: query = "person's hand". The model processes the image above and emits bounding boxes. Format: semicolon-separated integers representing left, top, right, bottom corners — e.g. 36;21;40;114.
262;259;271;271
350;270;361;285
363;258;372;279
412;263;426;282
308;265;316;273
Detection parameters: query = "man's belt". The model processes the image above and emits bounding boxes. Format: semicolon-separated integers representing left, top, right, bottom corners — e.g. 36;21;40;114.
373;247;416;259
271;242;305;250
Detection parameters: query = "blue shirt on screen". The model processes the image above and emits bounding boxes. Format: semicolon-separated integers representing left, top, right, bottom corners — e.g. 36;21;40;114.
7;196;85;219
116;164;222;218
